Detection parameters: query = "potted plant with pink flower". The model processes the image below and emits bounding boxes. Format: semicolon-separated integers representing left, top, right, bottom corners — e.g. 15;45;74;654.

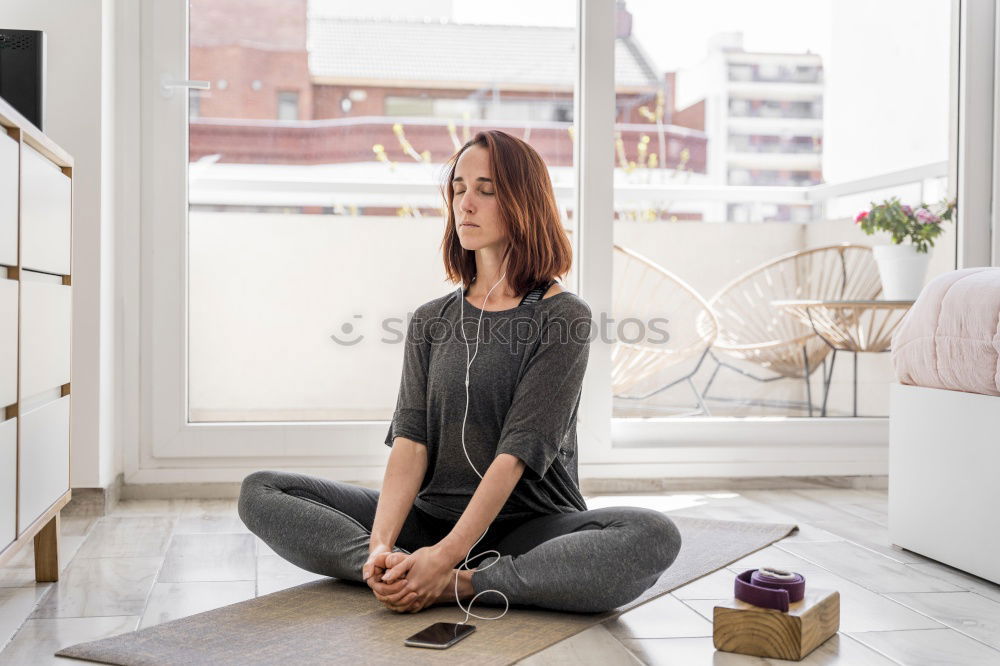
855;196;956;299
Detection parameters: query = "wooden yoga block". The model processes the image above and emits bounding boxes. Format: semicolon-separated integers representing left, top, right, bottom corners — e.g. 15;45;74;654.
712;588;840;661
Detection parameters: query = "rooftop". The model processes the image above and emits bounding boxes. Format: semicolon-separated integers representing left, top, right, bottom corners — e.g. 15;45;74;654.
306;16;661;88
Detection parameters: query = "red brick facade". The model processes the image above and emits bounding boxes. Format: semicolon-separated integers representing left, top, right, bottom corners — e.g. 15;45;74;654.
187;0;707;173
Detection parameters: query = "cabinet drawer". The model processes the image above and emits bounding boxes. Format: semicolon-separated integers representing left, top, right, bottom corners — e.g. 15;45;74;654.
21;144;71;275
18;396;69;534
19;277;71;399
0;417;15;550
0;279;15;408
0;131;16;268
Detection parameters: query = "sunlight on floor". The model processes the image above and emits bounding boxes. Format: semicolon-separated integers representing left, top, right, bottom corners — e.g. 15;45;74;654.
585;493;729;512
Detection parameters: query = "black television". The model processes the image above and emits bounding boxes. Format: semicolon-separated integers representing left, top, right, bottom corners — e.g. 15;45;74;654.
0;29;45;131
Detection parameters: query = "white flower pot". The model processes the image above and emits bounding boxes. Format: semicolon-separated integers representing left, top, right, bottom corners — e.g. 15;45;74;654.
872;244;931;300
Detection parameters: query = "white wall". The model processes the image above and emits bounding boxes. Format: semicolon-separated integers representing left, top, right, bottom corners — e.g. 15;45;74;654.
101;0;121;489
4;0;121;489
825;0;952;181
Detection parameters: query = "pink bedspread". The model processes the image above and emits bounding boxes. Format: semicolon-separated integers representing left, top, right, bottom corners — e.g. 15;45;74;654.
891;267;1000;396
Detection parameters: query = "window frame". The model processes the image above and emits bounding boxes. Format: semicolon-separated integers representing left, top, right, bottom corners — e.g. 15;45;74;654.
126;0;978;485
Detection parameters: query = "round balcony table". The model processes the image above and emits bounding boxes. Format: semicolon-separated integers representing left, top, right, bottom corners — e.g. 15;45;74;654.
771;299;915;417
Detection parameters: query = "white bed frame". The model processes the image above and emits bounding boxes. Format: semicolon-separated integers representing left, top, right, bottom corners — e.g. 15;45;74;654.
889;382;1000;585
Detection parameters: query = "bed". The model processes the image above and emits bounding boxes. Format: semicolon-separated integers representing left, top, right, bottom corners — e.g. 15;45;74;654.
888;266;1000;585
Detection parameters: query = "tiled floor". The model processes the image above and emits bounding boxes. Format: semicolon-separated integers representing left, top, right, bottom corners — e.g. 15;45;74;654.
1;489;999;664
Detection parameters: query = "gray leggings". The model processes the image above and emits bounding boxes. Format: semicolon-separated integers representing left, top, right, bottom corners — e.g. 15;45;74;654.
237;470;682;613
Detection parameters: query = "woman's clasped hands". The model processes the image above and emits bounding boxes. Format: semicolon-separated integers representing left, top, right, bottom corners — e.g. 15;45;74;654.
363;543;457;613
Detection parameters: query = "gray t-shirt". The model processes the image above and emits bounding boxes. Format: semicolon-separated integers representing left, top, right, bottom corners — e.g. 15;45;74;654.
384;286;592;520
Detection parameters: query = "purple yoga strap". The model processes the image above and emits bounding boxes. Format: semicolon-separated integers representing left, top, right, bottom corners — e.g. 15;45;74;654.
733;567;806;612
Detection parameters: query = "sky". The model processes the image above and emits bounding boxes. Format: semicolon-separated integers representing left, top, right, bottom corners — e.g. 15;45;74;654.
453;0;832;73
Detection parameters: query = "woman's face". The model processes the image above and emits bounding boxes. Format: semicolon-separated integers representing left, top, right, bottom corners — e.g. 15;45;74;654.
453;145;506;252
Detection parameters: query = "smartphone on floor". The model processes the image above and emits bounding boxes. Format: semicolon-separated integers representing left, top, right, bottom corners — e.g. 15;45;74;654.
403;622;476;649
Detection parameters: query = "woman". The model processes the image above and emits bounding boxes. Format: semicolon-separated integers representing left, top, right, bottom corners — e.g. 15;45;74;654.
238;130;681;615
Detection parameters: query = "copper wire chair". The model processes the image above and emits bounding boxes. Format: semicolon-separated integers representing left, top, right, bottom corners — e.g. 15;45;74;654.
703;243;882;416
612;244;719;416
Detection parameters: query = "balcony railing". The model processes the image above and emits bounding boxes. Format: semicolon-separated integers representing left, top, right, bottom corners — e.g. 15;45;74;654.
727;140;822;154
729;105;823;120
189;160;948;220
189;116;709;171
728;67;824;84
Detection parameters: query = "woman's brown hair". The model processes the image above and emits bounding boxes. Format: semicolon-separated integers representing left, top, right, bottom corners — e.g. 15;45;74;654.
440;130;573;297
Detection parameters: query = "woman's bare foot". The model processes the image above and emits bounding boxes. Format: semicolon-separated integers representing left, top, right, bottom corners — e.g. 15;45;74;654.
426;568;477;607
378;552;476;608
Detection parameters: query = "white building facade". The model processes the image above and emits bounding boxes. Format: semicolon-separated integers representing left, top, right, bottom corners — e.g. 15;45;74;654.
675;32;824;222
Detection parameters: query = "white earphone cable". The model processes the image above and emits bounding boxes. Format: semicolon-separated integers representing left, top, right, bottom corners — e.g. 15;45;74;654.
453;272;510;624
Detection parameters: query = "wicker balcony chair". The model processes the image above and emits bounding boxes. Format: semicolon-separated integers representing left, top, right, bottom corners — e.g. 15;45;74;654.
612;244;719;416
703;243;882;416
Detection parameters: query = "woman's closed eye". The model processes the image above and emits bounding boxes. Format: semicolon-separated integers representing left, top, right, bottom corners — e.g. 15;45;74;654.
456;189;494;196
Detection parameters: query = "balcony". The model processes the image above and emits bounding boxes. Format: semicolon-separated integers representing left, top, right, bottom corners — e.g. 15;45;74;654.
728;64;824;84
728;100;822;120
726;137;822;154
189;116;709;173
186;160;950;423
726;152;823;172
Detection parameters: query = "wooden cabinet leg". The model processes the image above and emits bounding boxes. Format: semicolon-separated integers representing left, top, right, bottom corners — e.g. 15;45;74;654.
33;513;60;582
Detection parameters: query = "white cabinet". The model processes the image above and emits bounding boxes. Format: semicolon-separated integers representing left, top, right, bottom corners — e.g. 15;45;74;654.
0;97;74;581
21;144;71;275
19;278;72;399
18;397;70;534
0;418;15;551
0;279;16;408
0;130;16;267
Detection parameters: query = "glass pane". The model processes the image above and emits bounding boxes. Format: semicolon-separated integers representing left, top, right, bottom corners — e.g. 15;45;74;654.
186;0;577;422
611;0;953;419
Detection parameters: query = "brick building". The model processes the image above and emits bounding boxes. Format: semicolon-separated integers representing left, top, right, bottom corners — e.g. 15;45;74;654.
187;0;707;183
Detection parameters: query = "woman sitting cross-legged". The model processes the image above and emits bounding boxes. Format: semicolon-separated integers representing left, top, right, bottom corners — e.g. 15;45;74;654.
237;129;682;616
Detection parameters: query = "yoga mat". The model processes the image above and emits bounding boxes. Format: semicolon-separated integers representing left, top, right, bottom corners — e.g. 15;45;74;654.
54;516;796;665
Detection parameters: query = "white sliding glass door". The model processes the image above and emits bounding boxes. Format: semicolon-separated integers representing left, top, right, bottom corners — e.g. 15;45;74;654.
138;0;592;474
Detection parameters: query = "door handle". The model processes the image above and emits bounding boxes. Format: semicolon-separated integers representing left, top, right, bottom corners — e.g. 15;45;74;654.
160;74;211;99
